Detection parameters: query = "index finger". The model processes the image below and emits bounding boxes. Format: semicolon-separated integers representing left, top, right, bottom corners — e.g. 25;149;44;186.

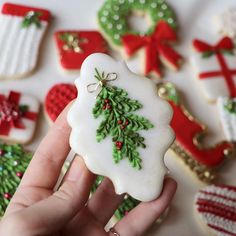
20;104;72;190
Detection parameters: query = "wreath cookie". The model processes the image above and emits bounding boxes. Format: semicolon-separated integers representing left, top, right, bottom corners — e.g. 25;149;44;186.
98;0;182;79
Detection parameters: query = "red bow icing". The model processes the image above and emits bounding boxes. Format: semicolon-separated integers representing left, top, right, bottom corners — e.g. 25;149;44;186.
193;37;236;98
0;91;37;136
122;20;182;77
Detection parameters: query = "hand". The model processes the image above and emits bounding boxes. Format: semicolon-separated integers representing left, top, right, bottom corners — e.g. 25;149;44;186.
0;106;177;236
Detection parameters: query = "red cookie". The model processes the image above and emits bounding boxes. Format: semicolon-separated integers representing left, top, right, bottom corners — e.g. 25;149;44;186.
45;83;77;122
157;82;234;182
54;30;108;72
195;184;236;236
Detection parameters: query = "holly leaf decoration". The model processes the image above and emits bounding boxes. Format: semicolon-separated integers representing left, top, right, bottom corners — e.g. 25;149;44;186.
224;98;236;114
0;143;32;216
22;11;42;28
202;51;215;58
19;105;29;113
92;69;154;170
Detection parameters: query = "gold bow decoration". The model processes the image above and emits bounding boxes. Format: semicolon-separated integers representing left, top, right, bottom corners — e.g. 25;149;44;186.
87;69;118;97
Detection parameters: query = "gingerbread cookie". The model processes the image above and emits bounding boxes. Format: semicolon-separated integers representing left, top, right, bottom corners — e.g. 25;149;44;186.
0;90;39;144
68;53;174;201
191;37;236;102
195;184;236;236
54;31;108;72
157;82;234;182
215;8;236;43
45;83;77;123
0;143;32;217
217;97;236;142
97;0;182;79
0;3;51;79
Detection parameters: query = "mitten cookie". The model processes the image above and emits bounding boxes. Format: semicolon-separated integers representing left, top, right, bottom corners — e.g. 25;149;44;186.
45;83;77;123
54;31;108;72
157;82;234;182
0;143;32;217
98;0;182;79
195;184;236;236
0;90;39;144
191;37;236;102
68;53;174;201
0;3;51;79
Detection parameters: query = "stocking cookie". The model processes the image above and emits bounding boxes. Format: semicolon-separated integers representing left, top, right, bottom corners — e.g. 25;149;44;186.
157;82;234;182
54;31;108;72
98;0;182;79
0;143;32;217
195;184;236;236
0;3;51;79
68;53;174;201
0;90;39;144
45;83;77;123
214;8;236;43
217;97;236;142
191;37;236;102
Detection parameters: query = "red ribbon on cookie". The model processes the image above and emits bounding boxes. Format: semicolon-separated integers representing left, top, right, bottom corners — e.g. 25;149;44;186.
193;37;236;98
0;91;37;135
122;20;182;77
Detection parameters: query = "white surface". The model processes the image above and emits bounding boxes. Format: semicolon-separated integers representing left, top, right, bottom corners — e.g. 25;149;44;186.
0;0;236;235
68;53;174;202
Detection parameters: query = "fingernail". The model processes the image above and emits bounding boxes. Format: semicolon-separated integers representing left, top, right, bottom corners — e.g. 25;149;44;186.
66;156;85;182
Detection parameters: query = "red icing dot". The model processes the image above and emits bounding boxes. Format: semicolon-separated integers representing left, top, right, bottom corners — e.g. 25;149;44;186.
4;193;12;200
16;172;23;178
45;83;77;122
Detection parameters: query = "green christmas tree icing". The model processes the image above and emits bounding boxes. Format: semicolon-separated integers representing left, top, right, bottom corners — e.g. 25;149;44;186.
92;68;154;170
0;143;32;216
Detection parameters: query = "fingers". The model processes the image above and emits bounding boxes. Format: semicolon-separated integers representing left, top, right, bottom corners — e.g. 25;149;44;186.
112;178;177;236
10;156;95;235
87;178;124;226
20;104;72;189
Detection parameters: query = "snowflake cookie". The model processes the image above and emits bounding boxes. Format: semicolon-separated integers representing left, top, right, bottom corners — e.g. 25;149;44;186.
68;53;174;201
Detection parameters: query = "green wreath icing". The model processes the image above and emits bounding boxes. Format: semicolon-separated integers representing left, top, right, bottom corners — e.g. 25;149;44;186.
98;0;177;45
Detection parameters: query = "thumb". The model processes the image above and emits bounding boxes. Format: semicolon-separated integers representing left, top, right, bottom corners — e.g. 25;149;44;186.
18;156;95;235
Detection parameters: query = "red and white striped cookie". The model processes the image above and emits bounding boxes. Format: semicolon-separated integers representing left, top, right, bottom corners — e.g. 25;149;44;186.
0;3;51;79
44;83;77;123
195;184;236;236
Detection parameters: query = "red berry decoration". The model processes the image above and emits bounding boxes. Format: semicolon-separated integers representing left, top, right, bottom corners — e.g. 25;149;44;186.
0;149;4;156
16;172;23;178
107;105;112;109
117;120;122;124
125;120;129;125
102;105;106;110
4;193;12;200
120;125;125;130
104;99;109;103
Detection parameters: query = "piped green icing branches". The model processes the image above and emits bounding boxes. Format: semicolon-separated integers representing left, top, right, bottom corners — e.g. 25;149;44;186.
91;68;154;170
22;11;42;28
0;143;32;216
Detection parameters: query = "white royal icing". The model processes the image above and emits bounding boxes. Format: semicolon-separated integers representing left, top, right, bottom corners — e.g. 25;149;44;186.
191;52;236;102
215;8;236;42
195;185;236;236
0;90;40;144
68;53;174;202
0;15;47;79
217;97;236;142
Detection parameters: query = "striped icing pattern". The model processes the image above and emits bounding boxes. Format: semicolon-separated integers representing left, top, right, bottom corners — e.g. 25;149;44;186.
195;185;236;236
0;14;47;79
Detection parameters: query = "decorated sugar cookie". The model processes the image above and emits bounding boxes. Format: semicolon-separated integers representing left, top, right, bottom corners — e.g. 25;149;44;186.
45;83;77;123
98;0;182;79
54;31;108;72
157;82;234;182
0;143;32;217
68;53;174;201
215;8;236;43
191;37;236;102
217;97;236;142
0;90;39;144
195;184;236;236
0;3;51;79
